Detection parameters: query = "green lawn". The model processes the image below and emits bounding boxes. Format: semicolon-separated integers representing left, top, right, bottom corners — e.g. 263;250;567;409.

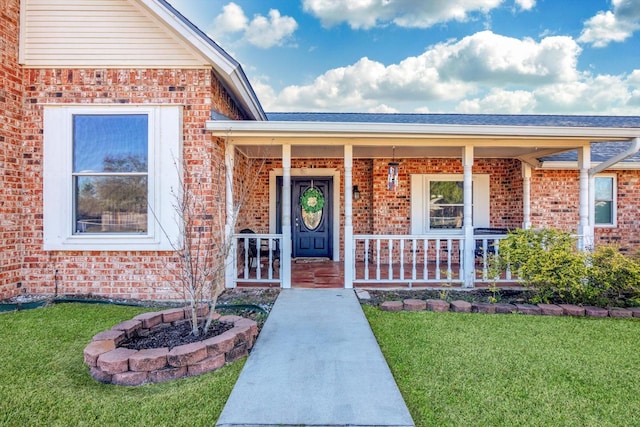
364;306;640;427
0;303;243;426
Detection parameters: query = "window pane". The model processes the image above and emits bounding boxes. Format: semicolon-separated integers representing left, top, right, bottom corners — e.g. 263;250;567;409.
595;201;613;225
430;205;464;229
75;176;148;233
73;115;148;173
595;177;613;201
430;181;463;204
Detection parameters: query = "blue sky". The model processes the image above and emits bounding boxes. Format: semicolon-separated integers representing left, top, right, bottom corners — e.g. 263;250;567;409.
168;0;640;115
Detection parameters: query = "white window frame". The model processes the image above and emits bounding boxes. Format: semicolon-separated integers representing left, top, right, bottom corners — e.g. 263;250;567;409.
594;174;617;228
43;105;182;250
410;174;490;234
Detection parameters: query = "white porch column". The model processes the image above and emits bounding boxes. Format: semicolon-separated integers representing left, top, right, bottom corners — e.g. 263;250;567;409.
522;163;532;229
344;145;354;289
578;145;592;250
462;145;475;288
281;144;292;288
224;143;236;288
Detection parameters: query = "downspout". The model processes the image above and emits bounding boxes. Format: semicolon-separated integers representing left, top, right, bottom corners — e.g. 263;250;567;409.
588;137;640;176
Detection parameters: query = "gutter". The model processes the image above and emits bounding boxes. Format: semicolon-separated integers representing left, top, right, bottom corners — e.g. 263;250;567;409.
589;137;640;176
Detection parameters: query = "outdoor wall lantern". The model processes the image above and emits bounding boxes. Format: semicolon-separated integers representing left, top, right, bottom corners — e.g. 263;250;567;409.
388;146;399;191
353;185;361;201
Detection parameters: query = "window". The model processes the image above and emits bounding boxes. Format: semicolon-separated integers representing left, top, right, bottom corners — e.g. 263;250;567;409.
411;174;489;234
73;115;149;234
44;106;182;250
429;181;465;229
594;175;616;226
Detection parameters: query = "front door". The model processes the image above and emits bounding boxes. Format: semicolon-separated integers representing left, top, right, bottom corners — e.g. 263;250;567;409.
291;177;333;258
276;177;333;259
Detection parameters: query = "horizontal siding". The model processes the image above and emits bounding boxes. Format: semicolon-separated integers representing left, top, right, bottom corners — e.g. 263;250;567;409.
22;0;209;67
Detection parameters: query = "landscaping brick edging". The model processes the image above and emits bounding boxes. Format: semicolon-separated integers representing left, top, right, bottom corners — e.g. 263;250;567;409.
381;299;640;319
84;307;258;386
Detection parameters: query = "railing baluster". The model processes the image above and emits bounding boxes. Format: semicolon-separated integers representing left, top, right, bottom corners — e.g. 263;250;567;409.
435;239;441;281
400;239;405;280
423;238;428;280
364;238;370;280
388;239;393;280
446;238;452;280
376;239;381;280
411;239;417;281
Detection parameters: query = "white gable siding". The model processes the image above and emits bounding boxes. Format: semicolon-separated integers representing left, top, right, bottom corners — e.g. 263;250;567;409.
21;0;209;67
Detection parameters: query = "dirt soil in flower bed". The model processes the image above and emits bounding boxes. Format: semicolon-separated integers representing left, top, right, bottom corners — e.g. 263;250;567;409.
120;320;235;351
360;288;535;307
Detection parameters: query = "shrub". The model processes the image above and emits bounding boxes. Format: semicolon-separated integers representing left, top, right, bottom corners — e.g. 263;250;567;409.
490;229;588;304
587;245;640;307
490;230;640;306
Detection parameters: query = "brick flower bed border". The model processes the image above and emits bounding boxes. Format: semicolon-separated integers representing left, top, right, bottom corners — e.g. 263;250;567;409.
382;299;640;319
84;306;258;386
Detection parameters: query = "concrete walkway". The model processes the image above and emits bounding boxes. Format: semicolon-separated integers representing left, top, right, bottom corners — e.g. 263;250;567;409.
216;288;414;427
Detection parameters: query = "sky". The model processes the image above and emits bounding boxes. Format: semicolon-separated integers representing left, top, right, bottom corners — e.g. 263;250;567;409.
167;0;640;115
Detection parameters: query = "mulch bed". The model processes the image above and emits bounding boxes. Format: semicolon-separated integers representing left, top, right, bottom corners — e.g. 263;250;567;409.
120;320;234;351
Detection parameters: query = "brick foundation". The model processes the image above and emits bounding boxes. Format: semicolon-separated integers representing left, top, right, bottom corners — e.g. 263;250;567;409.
84;309;258;386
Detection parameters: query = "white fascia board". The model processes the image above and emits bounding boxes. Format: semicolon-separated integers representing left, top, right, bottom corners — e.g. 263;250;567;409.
540;161;640;170
206;120;640;140
138;0;266;121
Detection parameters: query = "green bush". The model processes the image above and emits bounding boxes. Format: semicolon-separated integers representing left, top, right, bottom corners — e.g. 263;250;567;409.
588;245;640;306
490;229;640;306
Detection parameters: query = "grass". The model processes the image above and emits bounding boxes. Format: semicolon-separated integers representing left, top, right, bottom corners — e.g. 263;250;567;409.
0;303;243;426
364;306;640;427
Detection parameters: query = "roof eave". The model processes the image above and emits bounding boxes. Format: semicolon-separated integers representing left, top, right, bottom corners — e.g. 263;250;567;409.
205;120;640;141
139;0;266;121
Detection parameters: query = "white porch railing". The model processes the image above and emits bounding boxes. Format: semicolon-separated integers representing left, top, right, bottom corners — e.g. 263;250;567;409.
353;232;514;287
232;233;282;285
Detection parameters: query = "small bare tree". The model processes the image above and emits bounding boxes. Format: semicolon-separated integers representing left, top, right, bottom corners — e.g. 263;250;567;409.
159;143;265;336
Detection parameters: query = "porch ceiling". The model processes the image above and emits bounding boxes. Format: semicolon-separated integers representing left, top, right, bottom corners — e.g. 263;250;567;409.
232;144;575;159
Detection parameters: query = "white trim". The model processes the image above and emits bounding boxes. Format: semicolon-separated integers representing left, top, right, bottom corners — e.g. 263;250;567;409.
594;174;617;228
138;0;265;120
410;174;489;235
43;105;182;251
207;120;640;141
269;168;341;262
541;161;640;170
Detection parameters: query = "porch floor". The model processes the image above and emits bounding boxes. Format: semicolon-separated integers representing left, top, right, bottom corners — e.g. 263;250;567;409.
236;260;519;289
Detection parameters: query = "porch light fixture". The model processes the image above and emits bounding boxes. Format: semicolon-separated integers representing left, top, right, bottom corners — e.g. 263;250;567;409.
388;146;399;191
353;185;361;201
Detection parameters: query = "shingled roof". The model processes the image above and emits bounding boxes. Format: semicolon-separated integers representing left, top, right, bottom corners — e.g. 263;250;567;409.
266;112;640;128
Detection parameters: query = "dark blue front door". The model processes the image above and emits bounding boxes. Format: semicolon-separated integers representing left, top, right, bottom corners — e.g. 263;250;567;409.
276;177;333;259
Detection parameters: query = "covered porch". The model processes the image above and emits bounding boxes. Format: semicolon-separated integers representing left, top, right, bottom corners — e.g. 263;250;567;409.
208;116;640;289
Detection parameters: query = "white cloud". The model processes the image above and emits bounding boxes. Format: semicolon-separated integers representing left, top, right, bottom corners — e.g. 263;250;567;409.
578;0;640;47
515;0;536;11
259;31;640;115
368;104;400;113
209;3;297;49
261;31;581;112
244;10;298;49
302;0;505;29
456;89;537;113
211;3;247;35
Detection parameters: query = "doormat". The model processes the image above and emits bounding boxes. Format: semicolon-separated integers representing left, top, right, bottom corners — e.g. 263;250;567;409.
294;257;330;263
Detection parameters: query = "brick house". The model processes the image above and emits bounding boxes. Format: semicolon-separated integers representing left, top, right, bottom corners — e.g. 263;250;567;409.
2;0;640;299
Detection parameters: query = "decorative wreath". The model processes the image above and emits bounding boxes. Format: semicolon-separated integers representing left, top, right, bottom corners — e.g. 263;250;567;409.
300;187;325;214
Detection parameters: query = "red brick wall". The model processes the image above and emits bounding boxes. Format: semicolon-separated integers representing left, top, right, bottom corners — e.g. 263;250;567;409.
0;0;23;299
372;158;523;234
239;157;523;261
532;169;640;251
19;68;244;300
